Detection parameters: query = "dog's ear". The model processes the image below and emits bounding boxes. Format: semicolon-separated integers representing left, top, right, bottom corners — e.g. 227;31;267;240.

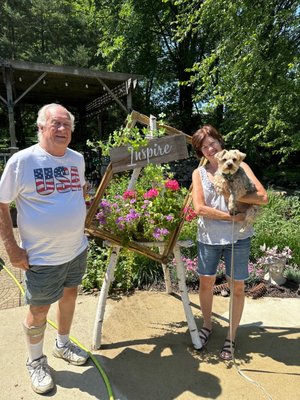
215;149;226;160
232;150;246;161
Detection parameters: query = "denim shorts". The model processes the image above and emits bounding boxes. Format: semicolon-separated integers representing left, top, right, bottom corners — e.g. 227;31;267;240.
197;238;251;281
24;248;87;306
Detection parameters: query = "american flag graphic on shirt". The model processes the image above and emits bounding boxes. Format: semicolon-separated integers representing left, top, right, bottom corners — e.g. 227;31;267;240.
70;166;81;191
34;166;81;195
34;168;55;195
55;166;71;193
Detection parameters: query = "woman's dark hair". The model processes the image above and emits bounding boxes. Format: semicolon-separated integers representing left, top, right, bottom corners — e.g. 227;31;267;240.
192;125;225;158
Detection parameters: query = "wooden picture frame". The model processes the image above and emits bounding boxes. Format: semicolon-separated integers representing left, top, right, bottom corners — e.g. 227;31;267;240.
85;110;193;263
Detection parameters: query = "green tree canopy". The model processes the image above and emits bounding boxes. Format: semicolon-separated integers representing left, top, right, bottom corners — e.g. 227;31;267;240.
0;0;299;183
172;0;300;168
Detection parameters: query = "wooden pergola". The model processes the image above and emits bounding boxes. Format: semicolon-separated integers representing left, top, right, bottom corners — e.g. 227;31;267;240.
0;59;142;152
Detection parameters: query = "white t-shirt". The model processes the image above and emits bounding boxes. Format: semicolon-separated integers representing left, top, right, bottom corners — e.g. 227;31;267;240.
0;144;88;265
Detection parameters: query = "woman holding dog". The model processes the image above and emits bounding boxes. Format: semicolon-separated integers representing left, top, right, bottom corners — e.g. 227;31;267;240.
191;125;268;360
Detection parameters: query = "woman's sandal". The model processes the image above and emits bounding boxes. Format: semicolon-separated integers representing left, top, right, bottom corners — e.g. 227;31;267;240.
219;339;235;360
199;327;212;347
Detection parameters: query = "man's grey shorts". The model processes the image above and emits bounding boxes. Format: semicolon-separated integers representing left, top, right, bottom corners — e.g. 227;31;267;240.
24;248;88;306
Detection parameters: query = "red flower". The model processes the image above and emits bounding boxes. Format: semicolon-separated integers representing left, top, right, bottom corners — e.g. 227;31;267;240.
123;190;136;199
184;207;197;221
165;179;180;191
143;188;159;199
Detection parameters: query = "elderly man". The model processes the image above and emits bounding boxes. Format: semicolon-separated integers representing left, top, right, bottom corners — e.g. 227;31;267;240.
0;104;89;394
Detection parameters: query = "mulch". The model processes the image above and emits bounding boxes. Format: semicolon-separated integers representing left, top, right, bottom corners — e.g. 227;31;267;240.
213;279;300;299
245;279;300;299
147;277;300;300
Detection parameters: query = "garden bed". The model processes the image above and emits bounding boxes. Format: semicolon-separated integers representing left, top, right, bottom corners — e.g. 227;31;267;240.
132;277;300;300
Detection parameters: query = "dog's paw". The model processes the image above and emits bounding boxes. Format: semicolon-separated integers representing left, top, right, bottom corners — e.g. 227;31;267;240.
239;205;261;232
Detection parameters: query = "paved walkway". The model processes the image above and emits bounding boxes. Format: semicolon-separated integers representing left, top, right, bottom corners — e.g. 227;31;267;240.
0;228;25;310
0;233;299;399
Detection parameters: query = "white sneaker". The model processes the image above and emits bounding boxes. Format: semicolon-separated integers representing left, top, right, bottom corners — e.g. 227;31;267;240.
53;340;89;366
26;355;54;394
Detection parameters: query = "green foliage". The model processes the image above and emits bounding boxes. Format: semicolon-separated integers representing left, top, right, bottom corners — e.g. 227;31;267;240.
87;115;166;156
131;254;164;289
251;190;300;266
9;201;16;209
172;0;300;164
284;265;300;284
82;239;109;291
0;161;4;176
82;240;138;292
2;0;298;167
113;249;136;292
82;241;163;293
0;0;102;66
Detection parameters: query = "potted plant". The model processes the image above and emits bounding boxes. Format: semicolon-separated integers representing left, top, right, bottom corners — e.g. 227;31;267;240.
94;163;188;245
258;244;292;285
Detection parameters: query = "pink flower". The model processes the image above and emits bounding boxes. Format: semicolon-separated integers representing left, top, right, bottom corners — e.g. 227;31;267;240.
123;190;136;199
165;179;180;191
184;207;197;221
143;188;159;199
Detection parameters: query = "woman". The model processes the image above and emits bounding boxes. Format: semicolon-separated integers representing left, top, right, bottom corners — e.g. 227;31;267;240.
191;125;268;360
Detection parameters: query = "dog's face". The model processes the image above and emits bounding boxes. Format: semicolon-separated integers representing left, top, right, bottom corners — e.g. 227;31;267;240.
215;149;246;175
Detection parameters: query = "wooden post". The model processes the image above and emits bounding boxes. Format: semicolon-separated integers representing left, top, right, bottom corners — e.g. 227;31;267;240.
92;245;121;349
4;67;17;149
92;240;201;350
128;167;142;190
173;244;202;350
126;78;132;112
159;246;172;294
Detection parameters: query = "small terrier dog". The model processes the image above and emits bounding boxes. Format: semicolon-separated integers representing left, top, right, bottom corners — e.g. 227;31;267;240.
213;149;260;229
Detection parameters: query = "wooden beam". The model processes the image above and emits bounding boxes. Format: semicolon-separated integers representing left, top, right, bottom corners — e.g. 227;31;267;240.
85;163;113;227
1;59;142;82
3;68;17;148
0;94;7;105
96;77;128;114
14;72;47;105
129;110;193;144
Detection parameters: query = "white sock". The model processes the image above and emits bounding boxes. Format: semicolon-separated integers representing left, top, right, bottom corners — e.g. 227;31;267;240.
56;333;69;348
28;340;44;362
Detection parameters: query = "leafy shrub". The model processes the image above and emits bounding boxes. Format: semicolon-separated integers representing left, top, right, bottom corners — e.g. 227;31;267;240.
284;265;300;283
131;254;164;289
82;240;164;292
251;190;300;266
82;239;109;291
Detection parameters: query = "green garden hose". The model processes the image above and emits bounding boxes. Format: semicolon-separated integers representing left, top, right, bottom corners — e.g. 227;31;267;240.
0;258;114;400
